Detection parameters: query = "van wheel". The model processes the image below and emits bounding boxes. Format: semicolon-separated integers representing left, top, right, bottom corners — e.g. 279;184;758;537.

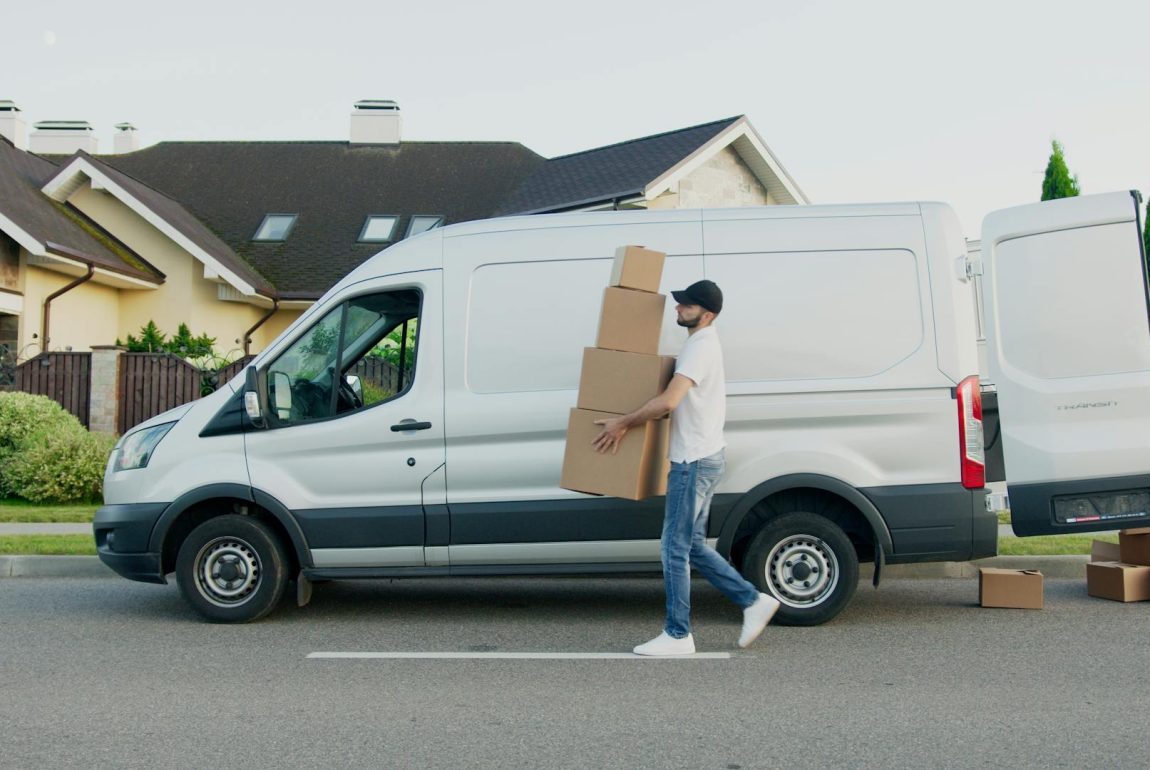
176;515;288;623
742;512;859;626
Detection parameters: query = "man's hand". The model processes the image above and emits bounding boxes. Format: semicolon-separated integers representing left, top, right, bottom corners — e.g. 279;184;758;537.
592;416;629;454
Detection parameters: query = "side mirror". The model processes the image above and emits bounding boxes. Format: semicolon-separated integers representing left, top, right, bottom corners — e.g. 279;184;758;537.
345;374;363;402
243;366;266;429
271;371;293;420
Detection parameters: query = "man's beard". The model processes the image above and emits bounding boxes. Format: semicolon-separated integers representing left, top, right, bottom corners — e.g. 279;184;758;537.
676;315;700;329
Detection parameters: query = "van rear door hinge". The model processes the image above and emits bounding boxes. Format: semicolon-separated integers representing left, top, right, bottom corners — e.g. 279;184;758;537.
957;254;983;282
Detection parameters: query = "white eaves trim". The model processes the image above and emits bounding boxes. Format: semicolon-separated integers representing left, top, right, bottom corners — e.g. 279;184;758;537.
26;251;160;290
0;210;46;257
644;117;810;206
42;157;262;300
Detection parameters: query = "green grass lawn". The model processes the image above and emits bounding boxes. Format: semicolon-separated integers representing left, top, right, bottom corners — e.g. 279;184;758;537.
0;500;98;523
0;534;96;555
996;533;1116;556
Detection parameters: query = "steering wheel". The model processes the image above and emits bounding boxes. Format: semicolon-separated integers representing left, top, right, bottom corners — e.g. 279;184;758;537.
292;380;329;418
337;377;363;412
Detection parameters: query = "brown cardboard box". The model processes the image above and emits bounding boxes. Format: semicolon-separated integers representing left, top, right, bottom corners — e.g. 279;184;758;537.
560;408;670;500
609;245;666;294
979;568;1044;609
596;287;666;355
1091;539;1122;562
1086;561;1150;602
1119;527;1150;566
577;348;675;415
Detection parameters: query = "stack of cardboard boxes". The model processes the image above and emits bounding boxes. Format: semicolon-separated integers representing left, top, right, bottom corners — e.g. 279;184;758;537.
1087;528;1150;602
560;246;675;501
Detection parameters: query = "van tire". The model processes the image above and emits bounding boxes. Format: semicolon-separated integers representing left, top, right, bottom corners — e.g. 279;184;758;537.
175;514;288;623
742;512;859;626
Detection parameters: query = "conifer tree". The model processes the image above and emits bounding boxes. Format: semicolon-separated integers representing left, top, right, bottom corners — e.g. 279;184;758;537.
1041;140;1081;201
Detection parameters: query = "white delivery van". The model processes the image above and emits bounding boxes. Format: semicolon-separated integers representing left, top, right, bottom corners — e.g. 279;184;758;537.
93;191;1147;625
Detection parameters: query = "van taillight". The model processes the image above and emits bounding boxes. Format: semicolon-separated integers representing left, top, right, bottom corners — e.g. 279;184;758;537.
957;375;985;489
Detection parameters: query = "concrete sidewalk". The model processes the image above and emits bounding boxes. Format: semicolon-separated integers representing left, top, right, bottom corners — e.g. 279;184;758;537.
0;523;92;535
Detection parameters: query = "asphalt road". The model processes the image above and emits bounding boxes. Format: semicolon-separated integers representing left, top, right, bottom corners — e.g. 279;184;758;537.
2;575;1147;769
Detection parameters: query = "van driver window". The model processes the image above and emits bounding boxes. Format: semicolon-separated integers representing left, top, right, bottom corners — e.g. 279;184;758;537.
266;290;421;426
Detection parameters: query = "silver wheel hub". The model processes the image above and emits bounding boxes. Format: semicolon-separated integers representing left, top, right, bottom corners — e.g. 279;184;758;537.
765;534;839;608
195;537;261;608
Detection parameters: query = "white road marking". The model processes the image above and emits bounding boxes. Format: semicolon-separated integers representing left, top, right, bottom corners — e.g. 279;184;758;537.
308;651;731;660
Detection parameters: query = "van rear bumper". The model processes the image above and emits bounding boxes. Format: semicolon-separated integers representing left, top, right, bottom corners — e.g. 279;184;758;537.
93;503;169;584
862;483;995;564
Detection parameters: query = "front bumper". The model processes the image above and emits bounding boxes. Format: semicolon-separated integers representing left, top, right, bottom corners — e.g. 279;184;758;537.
93;503;169;584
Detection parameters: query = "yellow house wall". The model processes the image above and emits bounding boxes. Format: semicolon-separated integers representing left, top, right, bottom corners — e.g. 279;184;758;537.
17;251;121;354
68;184;274;356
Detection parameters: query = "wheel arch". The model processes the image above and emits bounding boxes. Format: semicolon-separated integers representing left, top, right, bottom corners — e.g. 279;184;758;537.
149;484;311;575
718;474;893;569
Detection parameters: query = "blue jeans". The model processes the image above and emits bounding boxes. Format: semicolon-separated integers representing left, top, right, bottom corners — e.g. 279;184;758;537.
662;450;760;638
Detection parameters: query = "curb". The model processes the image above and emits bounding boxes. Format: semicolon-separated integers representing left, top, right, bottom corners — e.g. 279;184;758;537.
0;555;114;578
0;555;1091;579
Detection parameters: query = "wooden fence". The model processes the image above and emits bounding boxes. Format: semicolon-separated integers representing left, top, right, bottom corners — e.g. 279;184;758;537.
117;354;254;434
8;352;92;427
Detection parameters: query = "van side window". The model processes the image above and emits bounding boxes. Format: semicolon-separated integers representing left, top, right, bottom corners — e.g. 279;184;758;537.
266;289;421;426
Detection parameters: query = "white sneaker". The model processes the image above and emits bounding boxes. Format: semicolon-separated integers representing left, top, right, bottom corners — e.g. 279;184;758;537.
633;632;696;656
738;592;781;648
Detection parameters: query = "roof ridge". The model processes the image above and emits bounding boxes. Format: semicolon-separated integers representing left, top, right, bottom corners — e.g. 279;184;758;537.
547;116;744;161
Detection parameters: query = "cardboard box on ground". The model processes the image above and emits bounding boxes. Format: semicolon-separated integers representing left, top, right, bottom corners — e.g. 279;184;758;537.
1086;529;1150;602
979;568;1044;609
560;245;673;501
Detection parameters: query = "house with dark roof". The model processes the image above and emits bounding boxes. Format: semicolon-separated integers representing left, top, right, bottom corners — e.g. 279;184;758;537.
0;100;806;360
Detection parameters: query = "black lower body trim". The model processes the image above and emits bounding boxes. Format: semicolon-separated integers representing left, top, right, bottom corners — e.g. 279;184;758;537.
95;550;166;584
303;562;665;581
862;483;992;563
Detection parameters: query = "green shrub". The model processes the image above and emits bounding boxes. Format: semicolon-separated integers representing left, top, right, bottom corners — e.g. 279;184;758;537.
0;392;86;497
4;429;117;504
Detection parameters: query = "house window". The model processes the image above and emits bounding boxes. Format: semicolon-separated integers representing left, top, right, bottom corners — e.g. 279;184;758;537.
253;214;298;242
359;215;399;243
406;215;444;237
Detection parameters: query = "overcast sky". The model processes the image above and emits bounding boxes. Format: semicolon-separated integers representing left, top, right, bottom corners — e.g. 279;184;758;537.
8;0;1148;236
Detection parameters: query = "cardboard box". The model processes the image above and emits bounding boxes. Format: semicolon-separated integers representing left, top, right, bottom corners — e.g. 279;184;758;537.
1091;539;1121;562
1119;527;1150;566
560;408;669;500
979;568;1044;609
596;287;666;355
577;348;675;415
1086;561;1150;602
609;245;666;294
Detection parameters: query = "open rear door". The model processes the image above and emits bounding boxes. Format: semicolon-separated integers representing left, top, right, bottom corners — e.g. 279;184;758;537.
982;191;1150;536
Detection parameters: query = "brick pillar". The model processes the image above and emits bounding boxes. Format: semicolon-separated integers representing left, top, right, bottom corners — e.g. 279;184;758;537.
89;345;125;435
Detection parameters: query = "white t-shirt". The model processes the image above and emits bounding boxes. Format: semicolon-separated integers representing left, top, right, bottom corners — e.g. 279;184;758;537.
669;325;726;463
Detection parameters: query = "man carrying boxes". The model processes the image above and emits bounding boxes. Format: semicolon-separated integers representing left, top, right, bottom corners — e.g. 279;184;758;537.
566;245;779;656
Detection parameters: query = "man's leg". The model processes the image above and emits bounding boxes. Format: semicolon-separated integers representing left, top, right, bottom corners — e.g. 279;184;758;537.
687;452;759;609
661;461;696;638
633;461;697;656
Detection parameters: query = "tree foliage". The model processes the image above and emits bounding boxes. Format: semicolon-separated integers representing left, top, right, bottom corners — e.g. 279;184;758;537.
1041;140;1081;201
117;321;216;358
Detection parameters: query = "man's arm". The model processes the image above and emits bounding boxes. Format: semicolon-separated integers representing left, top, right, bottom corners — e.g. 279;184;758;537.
591;374;695;454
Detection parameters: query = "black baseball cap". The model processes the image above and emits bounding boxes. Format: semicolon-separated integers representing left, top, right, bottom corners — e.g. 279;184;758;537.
671;280;723;315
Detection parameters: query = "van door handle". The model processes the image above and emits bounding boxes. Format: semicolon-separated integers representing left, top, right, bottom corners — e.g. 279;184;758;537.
391;420;433;432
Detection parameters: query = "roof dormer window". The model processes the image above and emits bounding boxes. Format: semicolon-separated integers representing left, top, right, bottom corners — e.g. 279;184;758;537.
407;215;444;237
358;215;399;243
253;214;297;241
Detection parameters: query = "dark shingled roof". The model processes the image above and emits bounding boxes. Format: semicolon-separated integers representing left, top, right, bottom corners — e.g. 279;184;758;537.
0;137;158;282
103;141;546;297
64;151;275;296
496;116;743;215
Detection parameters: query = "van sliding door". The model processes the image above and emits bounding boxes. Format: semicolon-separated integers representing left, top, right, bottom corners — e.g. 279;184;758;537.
982;191;1150;535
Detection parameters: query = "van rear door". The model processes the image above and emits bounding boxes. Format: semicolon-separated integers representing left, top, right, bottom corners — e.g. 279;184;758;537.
982;191;1150;535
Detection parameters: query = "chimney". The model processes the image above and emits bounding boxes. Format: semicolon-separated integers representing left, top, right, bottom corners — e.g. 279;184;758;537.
30;120;98;154
113;122;140;154
0;101;27;150
350;100;401;145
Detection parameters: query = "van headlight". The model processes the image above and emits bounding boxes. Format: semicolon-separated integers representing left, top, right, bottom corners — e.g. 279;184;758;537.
113;422;175;472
